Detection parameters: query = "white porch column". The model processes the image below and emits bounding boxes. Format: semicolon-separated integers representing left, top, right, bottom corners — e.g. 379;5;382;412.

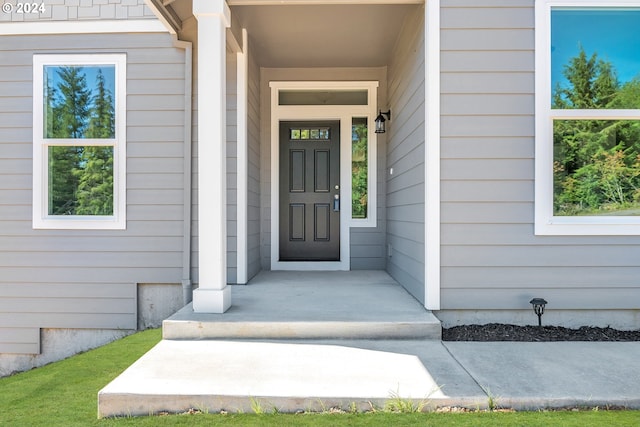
192;0;232;313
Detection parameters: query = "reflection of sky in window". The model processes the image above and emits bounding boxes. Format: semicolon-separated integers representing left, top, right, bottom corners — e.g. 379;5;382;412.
551;9;640;89
45;65;116;101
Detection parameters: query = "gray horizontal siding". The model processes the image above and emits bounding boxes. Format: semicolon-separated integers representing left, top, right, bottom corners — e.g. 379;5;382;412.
0;268;178;283
442;288;640;310
386;5;425;303
247;47;261;280
441;73;534;94
443;266;640;288
0;328;39;354
227;54;238;284
0;30;185;352
440;0;640;314
0;283;136;329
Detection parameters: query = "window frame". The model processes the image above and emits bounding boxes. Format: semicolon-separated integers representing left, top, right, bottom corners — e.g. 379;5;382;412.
32;54;126;230
535;0;640;235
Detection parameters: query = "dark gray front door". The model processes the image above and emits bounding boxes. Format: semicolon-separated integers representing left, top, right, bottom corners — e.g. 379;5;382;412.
279;121;340;261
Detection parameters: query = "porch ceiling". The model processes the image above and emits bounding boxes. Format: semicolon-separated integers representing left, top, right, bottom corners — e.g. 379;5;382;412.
168;1;418;68
231;4;417;68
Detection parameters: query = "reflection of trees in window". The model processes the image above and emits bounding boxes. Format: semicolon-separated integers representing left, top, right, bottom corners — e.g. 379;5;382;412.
45;66;115;216
48;146;114;216
553;47;640;216
352;120;368;218
87;70;115;139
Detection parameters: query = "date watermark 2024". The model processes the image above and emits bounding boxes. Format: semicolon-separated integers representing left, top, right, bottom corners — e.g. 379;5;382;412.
2;2;47;14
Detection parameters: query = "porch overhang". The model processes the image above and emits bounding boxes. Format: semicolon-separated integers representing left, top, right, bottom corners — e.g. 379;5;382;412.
145;0;441;311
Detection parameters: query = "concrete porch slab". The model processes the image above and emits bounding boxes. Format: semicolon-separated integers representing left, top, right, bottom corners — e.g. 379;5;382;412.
98;339;485;418
163;270;441;340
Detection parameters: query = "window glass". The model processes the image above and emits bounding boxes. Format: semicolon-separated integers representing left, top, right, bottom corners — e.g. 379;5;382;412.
551;8;640;217
279;90;368;105
551;9;640;110
44;65;116;138
289;128;330;141
352;118;368;219
48;146;114;216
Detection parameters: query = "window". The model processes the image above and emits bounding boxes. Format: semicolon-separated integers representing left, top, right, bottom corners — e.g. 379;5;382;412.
279;90;368;106
535;1;640;234
33;54;126;229
352;117;368;219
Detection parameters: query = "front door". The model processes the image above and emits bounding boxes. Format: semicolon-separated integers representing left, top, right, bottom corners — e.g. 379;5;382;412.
279;121;340;261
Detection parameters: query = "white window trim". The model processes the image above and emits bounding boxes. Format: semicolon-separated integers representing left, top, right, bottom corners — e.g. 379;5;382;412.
33;54;126;230
269;81;378;271
535;0;640;235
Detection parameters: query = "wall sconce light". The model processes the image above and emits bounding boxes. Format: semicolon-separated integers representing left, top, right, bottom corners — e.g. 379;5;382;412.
375;110;391;134
529;298;548;327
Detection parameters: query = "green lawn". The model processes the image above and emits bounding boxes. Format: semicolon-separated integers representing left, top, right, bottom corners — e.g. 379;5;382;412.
1;329;640;426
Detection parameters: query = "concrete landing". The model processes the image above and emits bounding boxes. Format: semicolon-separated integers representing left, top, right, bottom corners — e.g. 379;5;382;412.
163;270;441;340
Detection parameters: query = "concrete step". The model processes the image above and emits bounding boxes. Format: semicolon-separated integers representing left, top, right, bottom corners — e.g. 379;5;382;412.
163;303;441;340
163;271;441;340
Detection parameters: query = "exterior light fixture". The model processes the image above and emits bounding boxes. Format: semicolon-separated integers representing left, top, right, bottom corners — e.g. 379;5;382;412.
375;110;391;134
529;298;548;327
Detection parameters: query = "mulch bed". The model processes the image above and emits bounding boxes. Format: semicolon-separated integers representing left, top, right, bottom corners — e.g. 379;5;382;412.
442;323;640;342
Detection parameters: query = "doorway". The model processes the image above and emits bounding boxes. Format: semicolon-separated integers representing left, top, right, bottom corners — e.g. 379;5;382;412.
269;81;379;271
279;121;341;261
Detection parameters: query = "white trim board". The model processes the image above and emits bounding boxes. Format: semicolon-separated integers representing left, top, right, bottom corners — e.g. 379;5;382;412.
269;81;379;271
0;19;167;35
424;0;440;309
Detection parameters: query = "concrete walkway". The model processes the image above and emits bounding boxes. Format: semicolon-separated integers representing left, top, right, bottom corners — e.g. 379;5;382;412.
97;271;640;417
98;339;640;417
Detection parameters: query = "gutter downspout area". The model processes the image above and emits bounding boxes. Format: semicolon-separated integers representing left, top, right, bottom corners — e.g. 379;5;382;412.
144;0;194;306
174;37;194;305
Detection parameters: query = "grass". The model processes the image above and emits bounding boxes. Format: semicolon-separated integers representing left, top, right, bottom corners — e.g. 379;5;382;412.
0;329;639;426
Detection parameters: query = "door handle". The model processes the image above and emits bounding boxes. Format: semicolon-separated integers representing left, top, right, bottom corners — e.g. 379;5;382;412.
333;194;340;212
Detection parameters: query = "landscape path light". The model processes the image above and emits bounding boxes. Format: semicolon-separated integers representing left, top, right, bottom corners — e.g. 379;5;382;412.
529;298;548;327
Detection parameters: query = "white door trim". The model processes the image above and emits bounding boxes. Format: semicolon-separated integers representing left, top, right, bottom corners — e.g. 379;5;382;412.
269;81;378;271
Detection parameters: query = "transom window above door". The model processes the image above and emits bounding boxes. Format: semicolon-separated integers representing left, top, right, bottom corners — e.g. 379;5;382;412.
279;90;368;106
